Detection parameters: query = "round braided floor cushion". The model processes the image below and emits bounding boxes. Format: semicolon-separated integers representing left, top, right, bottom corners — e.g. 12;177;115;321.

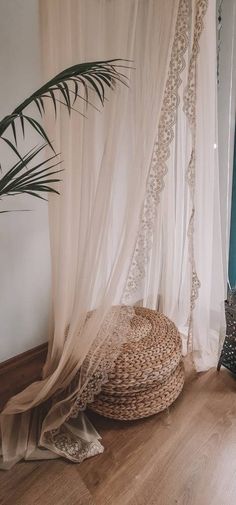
91;362;184;421
90;307;184;420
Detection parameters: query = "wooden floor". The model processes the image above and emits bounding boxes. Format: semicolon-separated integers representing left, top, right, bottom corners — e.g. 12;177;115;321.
0;366;236;505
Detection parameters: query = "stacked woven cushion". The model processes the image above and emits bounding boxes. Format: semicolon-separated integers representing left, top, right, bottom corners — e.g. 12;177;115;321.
90;307;184;420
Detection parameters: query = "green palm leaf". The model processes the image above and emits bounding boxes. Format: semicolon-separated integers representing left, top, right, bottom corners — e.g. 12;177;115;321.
0;144;61;200
0;59;129;154
0;59;130;208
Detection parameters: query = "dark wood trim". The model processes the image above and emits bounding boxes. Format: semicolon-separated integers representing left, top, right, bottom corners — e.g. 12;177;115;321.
0;343;48;412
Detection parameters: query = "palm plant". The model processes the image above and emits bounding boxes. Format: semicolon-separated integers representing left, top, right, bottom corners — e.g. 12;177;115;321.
0;60;128;208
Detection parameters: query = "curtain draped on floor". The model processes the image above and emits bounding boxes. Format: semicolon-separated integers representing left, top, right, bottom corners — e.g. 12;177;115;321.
0;0;225;469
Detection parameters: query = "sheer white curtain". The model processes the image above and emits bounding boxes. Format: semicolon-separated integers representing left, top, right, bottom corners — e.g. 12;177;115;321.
192;0;225;369
0;0;178;468
217;0;236;292
123;0;226;371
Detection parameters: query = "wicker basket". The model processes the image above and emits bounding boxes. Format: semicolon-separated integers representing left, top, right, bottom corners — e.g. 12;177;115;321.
217;299;236;374
90;307;184;420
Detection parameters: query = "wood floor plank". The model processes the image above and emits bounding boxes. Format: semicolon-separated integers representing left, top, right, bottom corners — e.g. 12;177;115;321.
0;367;235;505
0;460;94;505
80;368;236;505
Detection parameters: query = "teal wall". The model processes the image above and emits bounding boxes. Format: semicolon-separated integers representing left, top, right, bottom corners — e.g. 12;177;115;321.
229;128;236;288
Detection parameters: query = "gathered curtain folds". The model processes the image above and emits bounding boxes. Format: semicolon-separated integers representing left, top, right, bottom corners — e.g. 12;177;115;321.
0;0;225;469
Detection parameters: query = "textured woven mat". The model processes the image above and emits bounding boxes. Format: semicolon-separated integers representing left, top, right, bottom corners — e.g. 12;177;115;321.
90;307;184;420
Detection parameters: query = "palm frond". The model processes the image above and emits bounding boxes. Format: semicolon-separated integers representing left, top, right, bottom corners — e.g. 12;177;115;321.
0;59;131;209
0;144;61;200
0;59;130;158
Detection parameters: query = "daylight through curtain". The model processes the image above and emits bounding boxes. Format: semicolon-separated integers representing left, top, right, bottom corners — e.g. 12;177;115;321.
0;0;225;470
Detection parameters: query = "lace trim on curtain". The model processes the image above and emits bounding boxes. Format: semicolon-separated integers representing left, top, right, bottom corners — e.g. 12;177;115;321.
68;306;134;416
122;0;190;304
183;0;208;348
43;306;134;462
43;425;104;463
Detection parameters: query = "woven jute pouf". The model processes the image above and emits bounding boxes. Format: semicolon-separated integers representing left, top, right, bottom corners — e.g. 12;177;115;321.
91;362;184;421
90;307;184;420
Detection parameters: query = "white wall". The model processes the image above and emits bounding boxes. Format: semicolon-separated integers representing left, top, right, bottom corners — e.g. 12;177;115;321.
0;0;51;361
217;0;236;291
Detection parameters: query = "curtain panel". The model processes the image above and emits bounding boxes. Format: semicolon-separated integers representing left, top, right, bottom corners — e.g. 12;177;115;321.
0;0;225;469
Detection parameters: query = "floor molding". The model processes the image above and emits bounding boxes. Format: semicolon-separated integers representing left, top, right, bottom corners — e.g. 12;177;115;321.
0;343;47;411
